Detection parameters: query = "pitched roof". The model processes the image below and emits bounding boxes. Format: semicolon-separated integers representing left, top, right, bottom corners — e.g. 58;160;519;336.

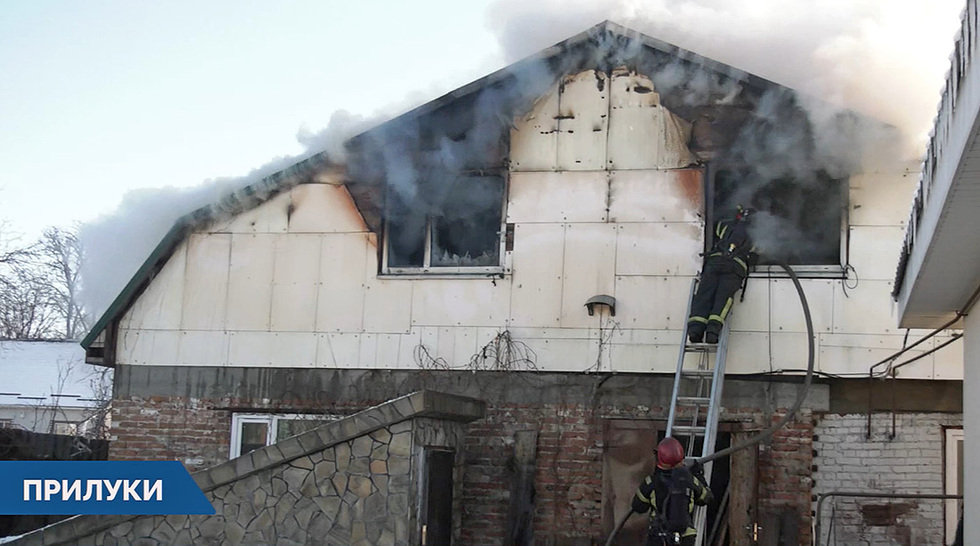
80;21;794;358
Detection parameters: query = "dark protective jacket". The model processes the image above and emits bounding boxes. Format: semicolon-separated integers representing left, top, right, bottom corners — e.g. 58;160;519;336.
705;218;757;275
631;465;713;539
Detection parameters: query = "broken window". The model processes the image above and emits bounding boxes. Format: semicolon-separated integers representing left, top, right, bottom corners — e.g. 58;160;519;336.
711;169;845;268
384;174;505;273
229;413;339;459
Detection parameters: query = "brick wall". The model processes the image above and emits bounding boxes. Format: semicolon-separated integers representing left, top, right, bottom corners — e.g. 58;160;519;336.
111;392;817;546
813;412;962;546
110;396;367;471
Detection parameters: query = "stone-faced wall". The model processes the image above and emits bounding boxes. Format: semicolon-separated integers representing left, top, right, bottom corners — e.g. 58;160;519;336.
6;391;484;546
813;412;962;546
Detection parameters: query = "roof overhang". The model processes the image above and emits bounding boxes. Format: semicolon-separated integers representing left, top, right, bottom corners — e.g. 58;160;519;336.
895;7;980;329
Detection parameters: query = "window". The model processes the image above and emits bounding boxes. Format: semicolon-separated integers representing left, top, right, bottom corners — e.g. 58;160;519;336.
383;174;506;274
945;428;964;543
710;168;846;273
229;413;338;459
52;421;78;436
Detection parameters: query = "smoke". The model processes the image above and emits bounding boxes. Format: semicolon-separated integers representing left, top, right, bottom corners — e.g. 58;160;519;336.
80;1;964;321
487;0;963;154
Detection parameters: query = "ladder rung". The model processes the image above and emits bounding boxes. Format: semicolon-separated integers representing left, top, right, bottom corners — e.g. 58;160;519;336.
681;369;715;378
677;396;711;405
671;425;706;435
685;343;718;353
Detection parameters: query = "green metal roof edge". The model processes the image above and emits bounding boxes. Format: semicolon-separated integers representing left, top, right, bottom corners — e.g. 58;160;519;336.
79;151;334;351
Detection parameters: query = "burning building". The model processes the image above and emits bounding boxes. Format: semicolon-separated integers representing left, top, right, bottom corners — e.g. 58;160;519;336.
14;20;964;546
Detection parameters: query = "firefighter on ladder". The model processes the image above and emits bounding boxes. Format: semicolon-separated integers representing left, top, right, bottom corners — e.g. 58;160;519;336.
632;437;714;546
687;206;757;344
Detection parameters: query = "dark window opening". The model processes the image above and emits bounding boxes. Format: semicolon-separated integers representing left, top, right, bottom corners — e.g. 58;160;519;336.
712;169;844;266
386;175;504;270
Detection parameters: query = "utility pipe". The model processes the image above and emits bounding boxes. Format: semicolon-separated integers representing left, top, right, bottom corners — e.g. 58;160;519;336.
814;491;962;546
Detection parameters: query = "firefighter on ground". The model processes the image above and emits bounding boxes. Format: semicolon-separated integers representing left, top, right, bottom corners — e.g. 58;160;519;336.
632;437;714;546
687;205;758;344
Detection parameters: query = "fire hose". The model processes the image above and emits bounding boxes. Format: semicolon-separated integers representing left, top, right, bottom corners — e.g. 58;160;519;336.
604;261;815;546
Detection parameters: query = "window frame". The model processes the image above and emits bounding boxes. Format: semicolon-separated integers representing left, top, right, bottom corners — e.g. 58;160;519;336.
706;165;850;279
380;173;510;276
229;413;338;459
944;427;964;544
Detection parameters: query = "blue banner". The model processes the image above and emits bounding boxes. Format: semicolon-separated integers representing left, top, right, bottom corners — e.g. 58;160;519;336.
0;461;215;515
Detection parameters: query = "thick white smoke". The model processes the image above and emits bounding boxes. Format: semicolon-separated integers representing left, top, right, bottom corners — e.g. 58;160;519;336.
486;0;964;154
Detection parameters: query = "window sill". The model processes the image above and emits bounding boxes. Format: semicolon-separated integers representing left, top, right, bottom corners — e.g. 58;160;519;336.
750;264;846;279
379;266;510;279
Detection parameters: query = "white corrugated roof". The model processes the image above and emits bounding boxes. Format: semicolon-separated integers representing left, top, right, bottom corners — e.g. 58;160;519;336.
0;341;107;408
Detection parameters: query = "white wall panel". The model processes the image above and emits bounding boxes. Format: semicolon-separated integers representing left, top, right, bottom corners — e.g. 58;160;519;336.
818;332;931;376
932;332;964;379
121;242;187;331
615;222;702;276
847;226;905;281
833;280;900;335
363;278;414;333
561;223;618;328
411;277;509;328
608;170;704;223
510;86;559;171
506;171;608;224
226;234;275;331
214;192;290;234
557;70;609;171
509;223;565;327
176;330;229;366
608;342;678;373
724;332;772;374
769;279;835;335
436;327;457;367
523;337;598;371
316;234;369;332
228;332;316;367
607;70;695;170
288;184;368;233
116;330;179;366
614;276;695;330
359;333;378;368
374;334;402;369
181;233;231;331
451;328;480;369
407;327;440;369
848;173;916;226
316;333;360;368
271;234;322;332
728;284;770;332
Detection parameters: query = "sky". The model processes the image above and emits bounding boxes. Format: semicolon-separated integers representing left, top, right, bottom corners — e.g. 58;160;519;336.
0;0;501;239
0;0;967;316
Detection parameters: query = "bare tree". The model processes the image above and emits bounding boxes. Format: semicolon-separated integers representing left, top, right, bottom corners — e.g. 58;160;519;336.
0;265;58;339
0;224;89;340
36;227;88;339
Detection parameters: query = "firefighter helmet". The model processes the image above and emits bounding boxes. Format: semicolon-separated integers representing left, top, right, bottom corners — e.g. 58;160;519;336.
736;205;756;221
656;437;685;469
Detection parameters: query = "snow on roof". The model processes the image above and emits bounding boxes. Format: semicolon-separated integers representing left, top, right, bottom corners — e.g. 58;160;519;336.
0;341;107;408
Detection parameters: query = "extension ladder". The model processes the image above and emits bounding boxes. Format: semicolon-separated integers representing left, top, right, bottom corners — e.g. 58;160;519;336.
665;277;732;546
